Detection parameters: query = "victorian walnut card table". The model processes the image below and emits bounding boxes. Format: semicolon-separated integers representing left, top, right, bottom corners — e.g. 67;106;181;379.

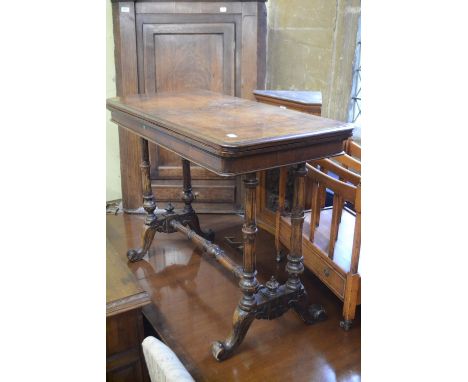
107;90;354;361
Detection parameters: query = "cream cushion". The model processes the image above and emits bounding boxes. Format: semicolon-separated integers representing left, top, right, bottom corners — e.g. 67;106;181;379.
142;336;194;382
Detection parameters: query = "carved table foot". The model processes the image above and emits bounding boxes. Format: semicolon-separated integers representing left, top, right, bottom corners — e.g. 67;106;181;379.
211;306;255;361
127;224;157;262
128;137;159;263
212;277;327;361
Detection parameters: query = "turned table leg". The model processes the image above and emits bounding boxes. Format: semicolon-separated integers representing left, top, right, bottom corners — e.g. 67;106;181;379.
127;138;158;262
212;173;259;361
287;163;327;323
181;158;214;241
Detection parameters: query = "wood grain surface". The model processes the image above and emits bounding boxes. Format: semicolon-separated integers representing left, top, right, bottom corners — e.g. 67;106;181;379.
107;90;352;152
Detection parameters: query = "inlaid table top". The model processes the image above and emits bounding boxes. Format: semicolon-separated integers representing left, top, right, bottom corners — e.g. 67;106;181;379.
107;90;353;175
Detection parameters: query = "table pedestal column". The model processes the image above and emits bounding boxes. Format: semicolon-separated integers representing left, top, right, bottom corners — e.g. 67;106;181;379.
212;173;259;361
287;163;327;323
127;138;158;262
181;158;214;241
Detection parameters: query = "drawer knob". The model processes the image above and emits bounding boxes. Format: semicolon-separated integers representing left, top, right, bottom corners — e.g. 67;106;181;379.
323;267;330;277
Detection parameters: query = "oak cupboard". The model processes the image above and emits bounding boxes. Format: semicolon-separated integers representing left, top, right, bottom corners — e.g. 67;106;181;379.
111;0;267;212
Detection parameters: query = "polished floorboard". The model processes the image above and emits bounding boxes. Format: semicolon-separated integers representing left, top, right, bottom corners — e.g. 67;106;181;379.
107;213;361;382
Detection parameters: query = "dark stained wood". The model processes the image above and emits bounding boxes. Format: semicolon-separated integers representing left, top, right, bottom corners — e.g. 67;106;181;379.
107;90;353;176
112;0;267;211
107;213;360;381
107;238;151;381
286;164;307;291
211;173;260;360
126;138;158;262
126;149;216;263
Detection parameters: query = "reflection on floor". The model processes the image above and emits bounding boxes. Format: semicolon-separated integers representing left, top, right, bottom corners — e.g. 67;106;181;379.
107;213;361;382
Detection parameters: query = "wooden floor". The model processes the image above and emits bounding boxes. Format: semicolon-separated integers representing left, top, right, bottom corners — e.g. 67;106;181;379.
107;213;361;382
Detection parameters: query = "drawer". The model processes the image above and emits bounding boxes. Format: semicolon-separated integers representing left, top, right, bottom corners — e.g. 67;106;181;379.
302;241;346;299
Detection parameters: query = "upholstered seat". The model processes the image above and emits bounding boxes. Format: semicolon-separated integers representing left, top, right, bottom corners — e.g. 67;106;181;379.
142;336;194;382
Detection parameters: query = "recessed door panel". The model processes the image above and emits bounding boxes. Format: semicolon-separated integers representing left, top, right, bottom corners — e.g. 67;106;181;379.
141;22;235;178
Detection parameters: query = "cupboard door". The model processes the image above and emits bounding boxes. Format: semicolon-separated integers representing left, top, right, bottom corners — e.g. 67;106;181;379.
142;23;235;95
141;22;235;180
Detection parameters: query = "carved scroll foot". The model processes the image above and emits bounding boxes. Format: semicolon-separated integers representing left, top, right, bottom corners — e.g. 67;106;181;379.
211;306;255;361
127;225;157;262
292;292;327;325
340;319;353;331
186;213;215;242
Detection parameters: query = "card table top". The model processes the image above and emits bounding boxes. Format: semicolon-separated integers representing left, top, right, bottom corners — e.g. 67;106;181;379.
107;90;354;176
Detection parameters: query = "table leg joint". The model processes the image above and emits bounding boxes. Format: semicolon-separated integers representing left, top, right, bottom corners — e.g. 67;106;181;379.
127;206;214;262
